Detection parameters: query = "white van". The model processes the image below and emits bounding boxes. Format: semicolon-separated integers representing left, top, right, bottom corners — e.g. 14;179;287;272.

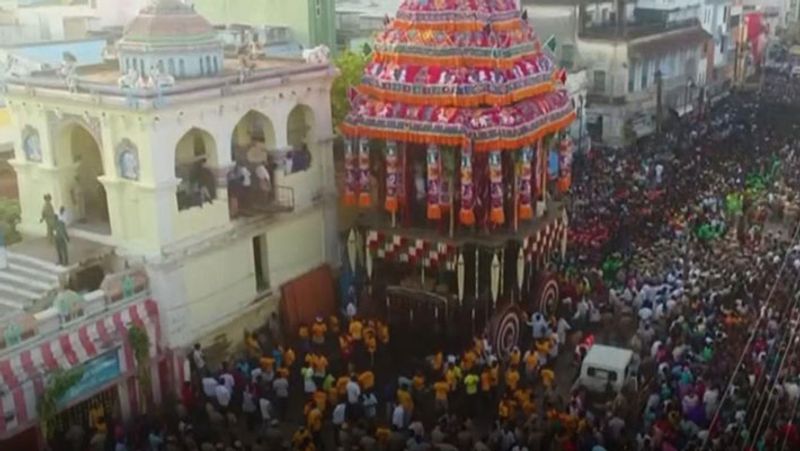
574;344;639;394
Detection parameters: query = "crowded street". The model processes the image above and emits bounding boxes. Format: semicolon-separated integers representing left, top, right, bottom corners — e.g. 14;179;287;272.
3;2;800;451
41;70;800;451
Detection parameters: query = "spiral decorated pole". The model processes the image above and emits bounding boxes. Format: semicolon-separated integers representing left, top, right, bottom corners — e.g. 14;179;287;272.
486;303;523;359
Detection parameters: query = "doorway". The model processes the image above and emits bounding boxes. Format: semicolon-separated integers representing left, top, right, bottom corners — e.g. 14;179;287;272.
252;234;269;292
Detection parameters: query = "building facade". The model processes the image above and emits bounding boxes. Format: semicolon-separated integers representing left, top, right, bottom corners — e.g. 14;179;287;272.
190;0;336;52
0;2;340;443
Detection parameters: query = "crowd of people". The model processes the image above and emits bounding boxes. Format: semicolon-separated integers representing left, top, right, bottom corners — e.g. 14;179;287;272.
52;82;800;450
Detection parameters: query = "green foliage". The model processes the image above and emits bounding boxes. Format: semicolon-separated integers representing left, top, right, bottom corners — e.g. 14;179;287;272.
38;367;85;439
128;325;151;412
0;198;20;245
331;50;369;130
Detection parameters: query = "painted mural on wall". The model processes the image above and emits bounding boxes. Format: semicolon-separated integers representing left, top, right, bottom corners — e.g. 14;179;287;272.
22;126;42;162
117;139;140;181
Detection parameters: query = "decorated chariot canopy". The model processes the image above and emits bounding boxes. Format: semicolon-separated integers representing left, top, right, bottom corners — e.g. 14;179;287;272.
341;0;576;152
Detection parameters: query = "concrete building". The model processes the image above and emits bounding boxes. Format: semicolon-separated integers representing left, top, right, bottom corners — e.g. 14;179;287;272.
190;0;336;52
0;0;340;444
699;0;736;95
526;0;711;146
0;0;146;44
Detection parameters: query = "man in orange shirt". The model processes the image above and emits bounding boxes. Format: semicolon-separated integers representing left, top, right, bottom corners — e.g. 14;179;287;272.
505;365;521;392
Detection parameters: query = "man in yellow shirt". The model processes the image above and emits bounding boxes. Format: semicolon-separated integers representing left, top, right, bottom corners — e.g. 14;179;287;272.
397;386;414;417
433;379;449;414
349;317;364;341
463;371;480;416
540;367;556;389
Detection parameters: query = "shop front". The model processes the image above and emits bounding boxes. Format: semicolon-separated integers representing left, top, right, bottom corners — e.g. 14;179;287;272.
0;298;161;448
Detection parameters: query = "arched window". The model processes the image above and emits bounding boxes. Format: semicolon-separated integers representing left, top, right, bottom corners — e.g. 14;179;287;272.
158;59;165;73
179;59;185;77
139;59;145;76
199;57;205;75
212;57;219;74
205;56;212;74
168;58;175;76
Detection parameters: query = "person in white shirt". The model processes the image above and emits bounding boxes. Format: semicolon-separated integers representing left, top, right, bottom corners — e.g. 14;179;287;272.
272;375;289;420
191;344;206;376
214;383;231;410
258;396;272;424
392;404;406;430
201;377;218;398
332;402;346;426
220;372;235;391
346;376;362;405
361;392;378;419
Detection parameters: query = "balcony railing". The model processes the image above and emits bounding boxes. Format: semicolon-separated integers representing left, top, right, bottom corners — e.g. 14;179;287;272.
230;184;295;219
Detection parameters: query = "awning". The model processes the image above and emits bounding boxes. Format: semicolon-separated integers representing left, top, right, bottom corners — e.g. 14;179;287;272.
0;299;160;438
672;104;694;117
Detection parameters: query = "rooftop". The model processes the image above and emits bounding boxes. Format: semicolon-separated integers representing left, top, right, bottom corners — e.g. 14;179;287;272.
4;54;331;108
580;18;710;42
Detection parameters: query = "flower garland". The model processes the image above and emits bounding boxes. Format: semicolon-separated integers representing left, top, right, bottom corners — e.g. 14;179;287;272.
519;146;534;220
459;143;475;225
344;139;357;206
385;141;400;214
489;150;505;225
358;138;372;207
427;144;442;220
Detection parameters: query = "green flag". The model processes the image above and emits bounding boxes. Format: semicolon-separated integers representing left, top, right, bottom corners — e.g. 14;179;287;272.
543;35;557;54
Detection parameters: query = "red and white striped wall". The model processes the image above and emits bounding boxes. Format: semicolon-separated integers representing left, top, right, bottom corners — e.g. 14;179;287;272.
0;299;161;438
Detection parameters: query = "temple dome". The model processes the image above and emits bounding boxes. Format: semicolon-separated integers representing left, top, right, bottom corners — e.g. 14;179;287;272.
117;0;223;79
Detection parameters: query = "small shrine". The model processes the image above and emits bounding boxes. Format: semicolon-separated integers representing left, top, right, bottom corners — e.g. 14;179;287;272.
341;0;576;357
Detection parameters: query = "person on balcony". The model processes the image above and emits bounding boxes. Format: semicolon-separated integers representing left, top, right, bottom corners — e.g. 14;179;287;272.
255;161;272;204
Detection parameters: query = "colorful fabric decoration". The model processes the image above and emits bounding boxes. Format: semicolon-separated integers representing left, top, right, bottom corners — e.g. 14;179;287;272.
358;138;371;207
489;150;505;225
518;146;534;220
557;138;573;193
459;143;475;225
385;141;399;213
547;148;560;180
344;139;357;206
534;140;544;198
427;144;442;220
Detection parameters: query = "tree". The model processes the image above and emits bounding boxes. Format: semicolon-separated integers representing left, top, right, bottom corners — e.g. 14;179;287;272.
38;367;85;440
331;50;369;131
128;325;152;413
0;198;20;245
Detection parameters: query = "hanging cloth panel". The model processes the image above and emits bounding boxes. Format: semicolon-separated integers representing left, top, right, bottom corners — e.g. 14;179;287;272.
519;146;534;220
459;143;475;226
358;138;372;207
489;150;505;225
344;139;357;206
427;144;442;220
385;141;399;213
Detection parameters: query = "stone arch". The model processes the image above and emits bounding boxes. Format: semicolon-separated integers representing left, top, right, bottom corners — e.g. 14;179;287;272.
56;121;109;230
174;127;218;211
231;110;277;163
285;104;316;174
287;104;316;149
